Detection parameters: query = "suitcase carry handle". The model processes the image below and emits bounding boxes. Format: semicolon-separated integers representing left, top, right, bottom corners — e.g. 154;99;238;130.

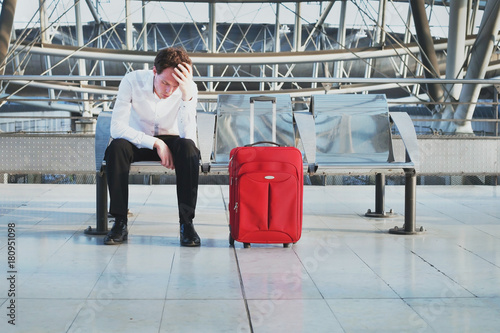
250;96;277;144
244;141;281;147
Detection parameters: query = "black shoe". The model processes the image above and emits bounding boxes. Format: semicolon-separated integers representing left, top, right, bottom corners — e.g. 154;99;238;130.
180;223;201;247
104;219;128;245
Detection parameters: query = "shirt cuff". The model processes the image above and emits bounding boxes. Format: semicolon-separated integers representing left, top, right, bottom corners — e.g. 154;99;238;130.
142;135;158;150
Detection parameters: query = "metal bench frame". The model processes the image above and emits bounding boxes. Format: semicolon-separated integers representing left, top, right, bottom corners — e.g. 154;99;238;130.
88;93;422;236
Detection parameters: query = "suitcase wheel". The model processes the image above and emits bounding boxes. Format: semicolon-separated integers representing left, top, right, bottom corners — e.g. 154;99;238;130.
229;234;235;247
243;243;251;248
283;243;291;248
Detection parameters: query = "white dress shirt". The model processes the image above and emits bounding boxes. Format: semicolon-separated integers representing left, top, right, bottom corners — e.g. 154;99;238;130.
110;69;198;149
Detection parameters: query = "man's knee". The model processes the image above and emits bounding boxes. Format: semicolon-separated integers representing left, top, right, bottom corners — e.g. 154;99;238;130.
105;139;134;161
107;138;130;151
175;138;200;158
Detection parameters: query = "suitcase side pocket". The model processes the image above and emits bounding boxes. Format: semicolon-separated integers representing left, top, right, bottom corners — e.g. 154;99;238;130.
237;173;270;234
268;173;300;237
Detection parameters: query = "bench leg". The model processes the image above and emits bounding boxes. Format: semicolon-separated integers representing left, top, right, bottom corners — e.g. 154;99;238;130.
389;168;425;235
365;173;396;218
85;170;109;235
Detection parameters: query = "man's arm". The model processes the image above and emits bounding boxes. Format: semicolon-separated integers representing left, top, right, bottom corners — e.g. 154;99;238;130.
173;62;198;144
110;74;157;149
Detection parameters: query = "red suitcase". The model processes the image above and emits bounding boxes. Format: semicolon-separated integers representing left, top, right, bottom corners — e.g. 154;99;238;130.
228;97;303;248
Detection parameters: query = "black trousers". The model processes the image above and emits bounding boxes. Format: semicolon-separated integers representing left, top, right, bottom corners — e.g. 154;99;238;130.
104;135;200;224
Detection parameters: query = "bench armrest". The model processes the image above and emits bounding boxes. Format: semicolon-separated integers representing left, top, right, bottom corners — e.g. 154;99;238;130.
390;112;419;170
197;112;216;173
95;111;112;172
294;111;317;174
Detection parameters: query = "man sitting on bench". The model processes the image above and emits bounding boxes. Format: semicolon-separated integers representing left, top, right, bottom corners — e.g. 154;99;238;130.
103;47;201;247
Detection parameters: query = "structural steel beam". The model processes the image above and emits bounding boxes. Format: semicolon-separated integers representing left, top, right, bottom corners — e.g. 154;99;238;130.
0;0;17;76
334;0;347;79
18;35;489;65
409;0;445;109
84;0;102;24
302;1;335;50
446;0;467;101
3;75;499;85
155;0;333;2
293;2;302;51
146;0;485;6
438;0;468;130
453;0;500;134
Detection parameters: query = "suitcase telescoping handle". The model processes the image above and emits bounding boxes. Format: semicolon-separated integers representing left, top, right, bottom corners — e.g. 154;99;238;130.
249;96;277;103
249;96;277;144
244;141;281;147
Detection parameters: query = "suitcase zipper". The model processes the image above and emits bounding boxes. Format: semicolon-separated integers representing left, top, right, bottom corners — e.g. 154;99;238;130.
234;202;238;213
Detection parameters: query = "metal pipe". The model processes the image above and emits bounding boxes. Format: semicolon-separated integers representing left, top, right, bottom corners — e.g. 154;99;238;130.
9;28;22;75
3;75;500;85
334;0;347;78
375;0;387;46
273;3;280;90
0;0;17;76
96;23;109;111
389;168;424;235
404;168;417;232
208;2;216;91
39;0;49;44
375;173;385;214
75;0;91;116
20;35;491;65
302;0;335;49
398;7;412;79
7;79;116;94
39;0;55;102
75;0;86;47
142;0;148;69
467;0;481;35
0;94;85;112
85;171;109;235
153;23;158;51
293;2;302;52
410;0;445;108
209;2;217;52
439;0;468;130
453;0;500;133
495;87;499;137
446;0;467;101
126;0;133;50
0;80;484;103
84;0;102;24
365;0;387;91
365;173;395;218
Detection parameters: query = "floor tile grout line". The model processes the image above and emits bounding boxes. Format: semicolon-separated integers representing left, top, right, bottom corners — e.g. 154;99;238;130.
457;244;500;269
410;249;477;298
157;251;176;333
220;184;254;332
233;246;254;333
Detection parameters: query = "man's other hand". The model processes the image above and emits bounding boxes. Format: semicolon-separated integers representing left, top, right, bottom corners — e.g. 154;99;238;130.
154;139;174;169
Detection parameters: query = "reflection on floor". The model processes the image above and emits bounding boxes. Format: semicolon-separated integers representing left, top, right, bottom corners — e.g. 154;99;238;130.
1;184;500;332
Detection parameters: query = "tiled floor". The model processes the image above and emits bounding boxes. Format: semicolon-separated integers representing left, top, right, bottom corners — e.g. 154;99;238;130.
1;184;500;332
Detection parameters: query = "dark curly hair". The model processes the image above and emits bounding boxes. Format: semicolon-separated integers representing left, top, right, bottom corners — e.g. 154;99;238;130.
154;47;192;74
